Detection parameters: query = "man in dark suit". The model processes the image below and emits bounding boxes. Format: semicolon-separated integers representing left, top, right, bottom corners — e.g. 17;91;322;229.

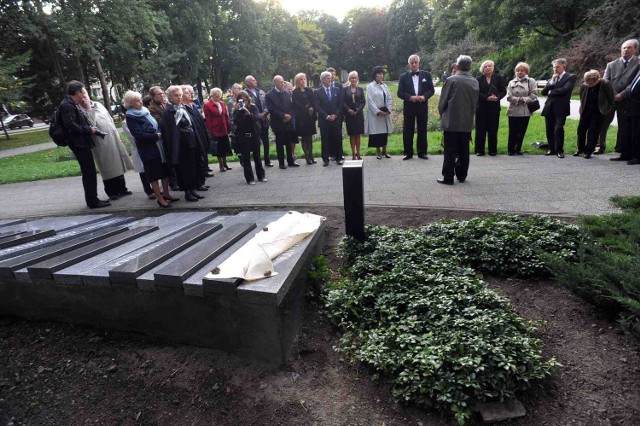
315;71;344;166
541;58;577;158
245;75;272;167
265;75;298;169
619;70;640;163
397;54;435;160
605;39;640;159
58;80;110;209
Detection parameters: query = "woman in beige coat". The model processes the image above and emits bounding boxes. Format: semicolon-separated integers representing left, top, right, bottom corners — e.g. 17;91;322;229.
506;62;537;155
365;66;393;159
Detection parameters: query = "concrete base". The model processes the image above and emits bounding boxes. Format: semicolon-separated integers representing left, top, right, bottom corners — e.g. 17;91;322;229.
0;212;325;364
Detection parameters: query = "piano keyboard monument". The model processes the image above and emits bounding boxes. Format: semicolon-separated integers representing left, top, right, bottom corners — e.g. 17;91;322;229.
0;211;325;364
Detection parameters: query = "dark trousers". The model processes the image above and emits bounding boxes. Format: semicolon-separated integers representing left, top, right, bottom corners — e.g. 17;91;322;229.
475;110;500;154
240;140;265;183
260;126;271;164
139;172;153;195
508;116;530;154
623;114;640;160
274;130;295;166
599;102;628;152
320;123;343;161
71;146;99;207
442;131;470;182
176;136;198;191
577;109;603;154
103;175;128;197
402;104;428;156
544;112;567;154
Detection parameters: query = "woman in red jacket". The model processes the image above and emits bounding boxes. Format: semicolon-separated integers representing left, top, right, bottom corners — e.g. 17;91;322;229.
204;88;233;172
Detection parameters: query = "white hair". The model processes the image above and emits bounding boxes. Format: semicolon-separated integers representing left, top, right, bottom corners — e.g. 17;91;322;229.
320;71;332;81
122;90;141;109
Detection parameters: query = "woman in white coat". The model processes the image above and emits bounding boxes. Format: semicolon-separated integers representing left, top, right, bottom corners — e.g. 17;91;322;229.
366;66;393;159
506;62;537;155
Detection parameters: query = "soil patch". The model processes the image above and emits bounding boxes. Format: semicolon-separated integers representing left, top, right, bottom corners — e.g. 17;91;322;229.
0;206;638;425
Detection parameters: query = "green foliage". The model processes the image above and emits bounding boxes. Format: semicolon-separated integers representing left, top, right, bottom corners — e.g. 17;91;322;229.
328;220;564;423
610;195;640;212
547;201;640;337
307;255;330;301
0;129;51;150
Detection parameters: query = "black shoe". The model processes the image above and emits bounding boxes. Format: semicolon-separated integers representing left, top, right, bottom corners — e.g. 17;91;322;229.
557;153;565;158
384;154;391;159
89;200;111;209
170;184;180;191
147;193;156;200
610;156;630;161
279;164;287;169
627;159;640;165
402;155;413;160
207;167;213;172
508;152;514;156
306;159;313;165
418;154;429;159
336;159;343;165
119;191;133;197
288;162;300;167
196;186;209;191
164;195;180;202
457;177;466;183
109;195;120;201
157;200;171;208
592;150;602;155
516;152;523;155
437;178;454;185
323;160;329;167
224;165;232;170
312;159;317;164
476;152;485;156
544;151;555;156
205;173;214;177
573;151;582;157
190;190;204;199
488;152;496;156
265;162;274;167
185;193;199;202
584;154;592;159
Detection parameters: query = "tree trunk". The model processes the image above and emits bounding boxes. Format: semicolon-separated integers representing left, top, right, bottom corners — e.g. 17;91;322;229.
91;47;111;114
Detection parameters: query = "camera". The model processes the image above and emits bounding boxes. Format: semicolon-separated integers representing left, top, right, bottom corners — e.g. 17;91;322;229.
237;99;244;109
95;130;107;138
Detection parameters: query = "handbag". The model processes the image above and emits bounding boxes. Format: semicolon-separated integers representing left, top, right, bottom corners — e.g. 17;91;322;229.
527;99;540;113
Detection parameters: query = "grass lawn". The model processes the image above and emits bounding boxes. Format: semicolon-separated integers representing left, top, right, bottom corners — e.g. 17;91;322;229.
0;129;52;151
0;91;617;185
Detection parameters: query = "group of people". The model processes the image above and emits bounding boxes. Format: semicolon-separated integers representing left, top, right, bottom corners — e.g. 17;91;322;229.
55;41;640;206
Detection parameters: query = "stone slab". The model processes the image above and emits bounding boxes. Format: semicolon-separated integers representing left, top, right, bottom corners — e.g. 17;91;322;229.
0;215;111;234
53;212;218;287
0;217;134;261
108;223;222;285
27;226;158;281
188;211;286;297
0;229;56;250
152;222;257;289
0;226;129;278
0;219;25;229
343;160;365;241
477;399;526;423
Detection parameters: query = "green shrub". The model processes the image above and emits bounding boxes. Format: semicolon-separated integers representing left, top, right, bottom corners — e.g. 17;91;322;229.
328;220;565;424
547;203;640;337
307;255;330;301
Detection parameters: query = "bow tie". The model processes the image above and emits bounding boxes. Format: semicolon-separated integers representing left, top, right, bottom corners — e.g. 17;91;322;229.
411;72;419;76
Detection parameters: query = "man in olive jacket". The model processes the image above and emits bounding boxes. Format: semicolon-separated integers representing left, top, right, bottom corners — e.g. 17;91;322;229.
438;55;479;185
58;80;110;209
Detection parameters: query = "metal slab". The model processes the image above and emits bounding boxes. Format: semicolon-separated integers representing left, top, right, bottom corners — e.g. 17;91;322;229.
0;226;129;278
108;223;223;285
27;226;158;280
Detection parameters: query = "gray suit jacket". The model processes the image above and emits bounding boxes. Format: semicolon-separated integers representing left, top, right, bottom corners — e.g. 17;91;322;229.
604;56;639;94
438;71;479;132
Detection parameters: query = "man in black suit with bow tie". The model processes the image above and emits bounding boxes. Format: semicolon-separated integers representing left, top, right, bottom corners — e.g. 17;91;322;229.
265;75;299;169
397;54;435;160
315;71;344;166
541;58;577;158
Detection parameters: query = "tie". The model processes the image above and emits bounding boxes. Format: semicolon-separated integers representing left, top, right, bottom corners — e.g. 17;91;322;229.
624;61;628;68
326;88;331;101
412;72;419;76
631;72;640;92
253;90;262;110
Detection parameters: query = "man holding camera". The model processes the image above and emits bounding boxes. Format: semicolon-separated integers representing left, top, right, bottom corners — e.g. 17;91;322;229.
58;80;110;209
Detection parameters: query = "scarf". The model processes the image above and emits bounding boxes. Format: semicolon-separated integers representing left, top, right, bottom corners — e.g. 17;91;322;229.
126;106;158;131
172;104;192;126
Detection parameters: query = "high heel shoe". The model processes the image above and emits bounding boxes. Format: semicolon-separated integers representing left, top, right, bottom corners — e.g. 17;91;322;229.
384;153;391;159
157;200;171;208
224;164;232;170
352;155;356;160
163;195;180;202
190;190;204;199
356;154;362;160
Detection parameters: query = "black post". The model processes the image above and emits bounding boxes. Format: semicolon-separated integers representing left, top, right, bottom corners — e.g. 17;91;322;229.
342;159;365;242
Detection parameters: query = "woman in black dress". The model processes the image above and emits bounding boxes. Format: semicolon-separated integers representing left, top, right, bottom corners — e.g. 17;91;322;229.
232;91;266;185
342;71;366;160
475;60;506;156
291;73;318;164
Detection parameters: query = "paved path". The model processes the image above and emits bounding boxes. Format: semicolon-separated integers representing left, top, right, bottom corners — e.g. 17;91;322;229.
0;152;636;220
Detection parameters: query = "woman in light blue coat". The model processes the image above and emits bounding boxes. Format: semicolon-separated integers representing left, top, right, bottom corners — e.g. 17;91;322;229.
365;66;393;159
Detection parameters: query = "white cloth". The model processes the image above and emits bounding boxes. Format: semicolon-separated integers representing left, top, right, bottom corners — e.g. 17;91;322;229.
412;73;419;95
365;81;393;135
206;211;325;281
88;102;133;180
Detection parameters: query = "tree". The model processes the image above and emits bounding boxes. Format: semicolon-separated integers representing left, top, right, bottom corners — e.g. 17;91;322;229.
296;19;328;86
343;8;390;79
387;0;434;77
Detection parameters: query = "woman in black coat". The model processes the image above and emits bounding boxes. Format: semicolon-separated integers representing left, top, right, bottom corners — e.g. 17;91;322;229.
124;90;177;208
291;73;318;164
342;71;366;159
475;60;506;156
232;91;266;184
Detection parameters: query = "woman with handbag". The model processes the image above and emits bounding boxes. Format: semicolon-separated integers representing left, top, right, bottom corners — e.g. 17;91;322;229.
506;62;538;155
232;91;266;185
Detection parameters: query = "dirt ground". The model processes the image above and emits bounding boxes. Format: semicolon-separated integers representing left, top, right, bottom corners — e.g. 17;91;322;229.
0;206;639;425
